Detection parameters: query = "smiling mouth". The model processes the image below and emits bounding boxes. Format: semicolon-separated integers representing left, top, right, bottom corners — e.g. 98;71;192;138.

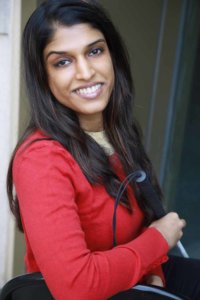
74;83;103;98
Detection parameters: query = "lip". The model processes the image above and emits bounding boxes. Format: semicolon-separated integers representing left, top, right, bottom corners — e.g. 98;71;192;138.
73;82;104;100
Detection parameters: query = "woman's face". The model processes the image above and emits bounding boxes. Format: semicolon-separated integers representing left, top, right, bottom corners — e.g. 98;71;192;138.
44;23;115;131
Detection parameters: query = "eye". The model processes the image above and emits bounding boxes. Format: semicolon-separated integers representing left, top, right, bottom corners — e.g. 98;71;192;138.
54;59;71;67
89;47;104;57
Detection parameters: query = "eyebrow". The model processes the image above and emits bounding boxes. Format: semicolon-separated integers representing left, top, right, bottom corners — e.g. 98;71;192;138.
45;38;106;60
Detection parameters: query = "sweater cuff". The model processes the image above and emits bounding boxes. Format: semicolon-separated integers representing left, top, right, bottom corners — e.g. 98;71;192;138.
119;227;169;286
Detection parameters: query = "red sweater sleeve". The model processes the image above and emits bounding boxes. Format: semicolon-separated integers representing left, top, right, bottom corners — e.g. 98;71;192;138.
13;139;169;300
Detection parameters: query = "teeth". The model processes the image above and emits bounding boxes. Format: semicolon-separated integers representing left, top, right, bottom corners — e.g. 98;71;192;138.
76;84;101;95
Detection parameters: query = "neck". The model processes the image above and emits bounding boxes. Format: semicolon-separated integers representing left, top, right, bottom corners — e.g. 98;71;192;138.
78;113;103;132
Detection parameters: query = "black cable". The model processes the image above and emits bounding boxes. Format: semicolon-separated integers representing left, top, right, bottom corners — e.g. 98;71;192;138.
112;170;143;246
112;170;189;257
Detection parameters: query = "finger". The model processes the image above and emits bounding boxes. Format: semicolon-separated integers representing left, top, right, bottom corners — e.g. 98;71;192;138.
181;219;186;228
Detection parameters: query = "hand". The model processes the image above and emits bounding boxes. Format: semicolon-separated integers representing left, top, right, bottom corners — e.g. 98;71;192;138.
145;274;164;287
149;212;186;249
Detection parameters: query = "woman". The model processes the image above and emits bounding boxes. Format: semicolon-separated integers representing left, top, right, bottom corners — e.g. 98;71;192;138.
7;0;188;299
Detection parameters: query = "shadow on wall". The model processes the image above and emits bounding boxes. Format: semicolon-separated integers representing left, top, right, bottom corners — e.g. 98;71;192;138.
173;33;200;259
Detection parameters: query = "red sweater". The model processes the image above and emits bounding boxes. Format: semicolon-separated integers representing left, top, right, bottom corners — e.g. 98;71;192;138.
13;130;168;300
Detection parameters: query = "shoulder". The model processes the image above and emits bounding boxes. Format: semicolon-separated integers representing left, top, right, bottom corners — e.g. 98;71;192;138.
13;130;77;174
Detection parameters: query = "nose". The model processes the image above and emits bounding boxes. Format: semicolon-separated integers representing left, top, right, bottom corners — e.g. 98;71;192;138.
76;57;95;80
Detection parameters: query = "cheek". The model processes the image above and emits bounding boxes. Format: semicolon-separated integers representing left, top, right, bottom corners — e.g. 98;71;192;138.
111;67;115;85
48;79;59;98
108;64;115;90
106;57;115;84
48;74;67;97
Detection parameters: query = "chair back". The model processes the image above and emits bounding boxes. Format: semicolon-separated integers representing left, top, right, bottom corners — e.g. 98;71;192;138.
0;272;190;300
0;273;53;300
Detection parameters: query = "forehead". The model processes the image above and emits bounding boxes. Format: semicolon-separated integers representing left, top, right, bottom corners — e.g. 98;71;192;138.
44;23;105;54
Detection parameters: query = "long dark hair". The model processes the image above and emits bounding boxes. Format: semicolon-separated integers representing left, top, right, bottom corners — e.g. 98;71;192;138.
7;0;162;231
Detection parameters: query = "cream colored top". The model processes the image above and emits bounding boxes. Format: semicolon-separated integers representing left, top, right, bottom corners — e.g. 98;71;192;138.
85;131;114;155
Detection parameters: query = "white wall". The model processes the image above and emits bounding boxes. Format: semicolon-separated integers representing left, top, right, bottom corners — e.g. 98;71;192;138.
0;0;21;286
